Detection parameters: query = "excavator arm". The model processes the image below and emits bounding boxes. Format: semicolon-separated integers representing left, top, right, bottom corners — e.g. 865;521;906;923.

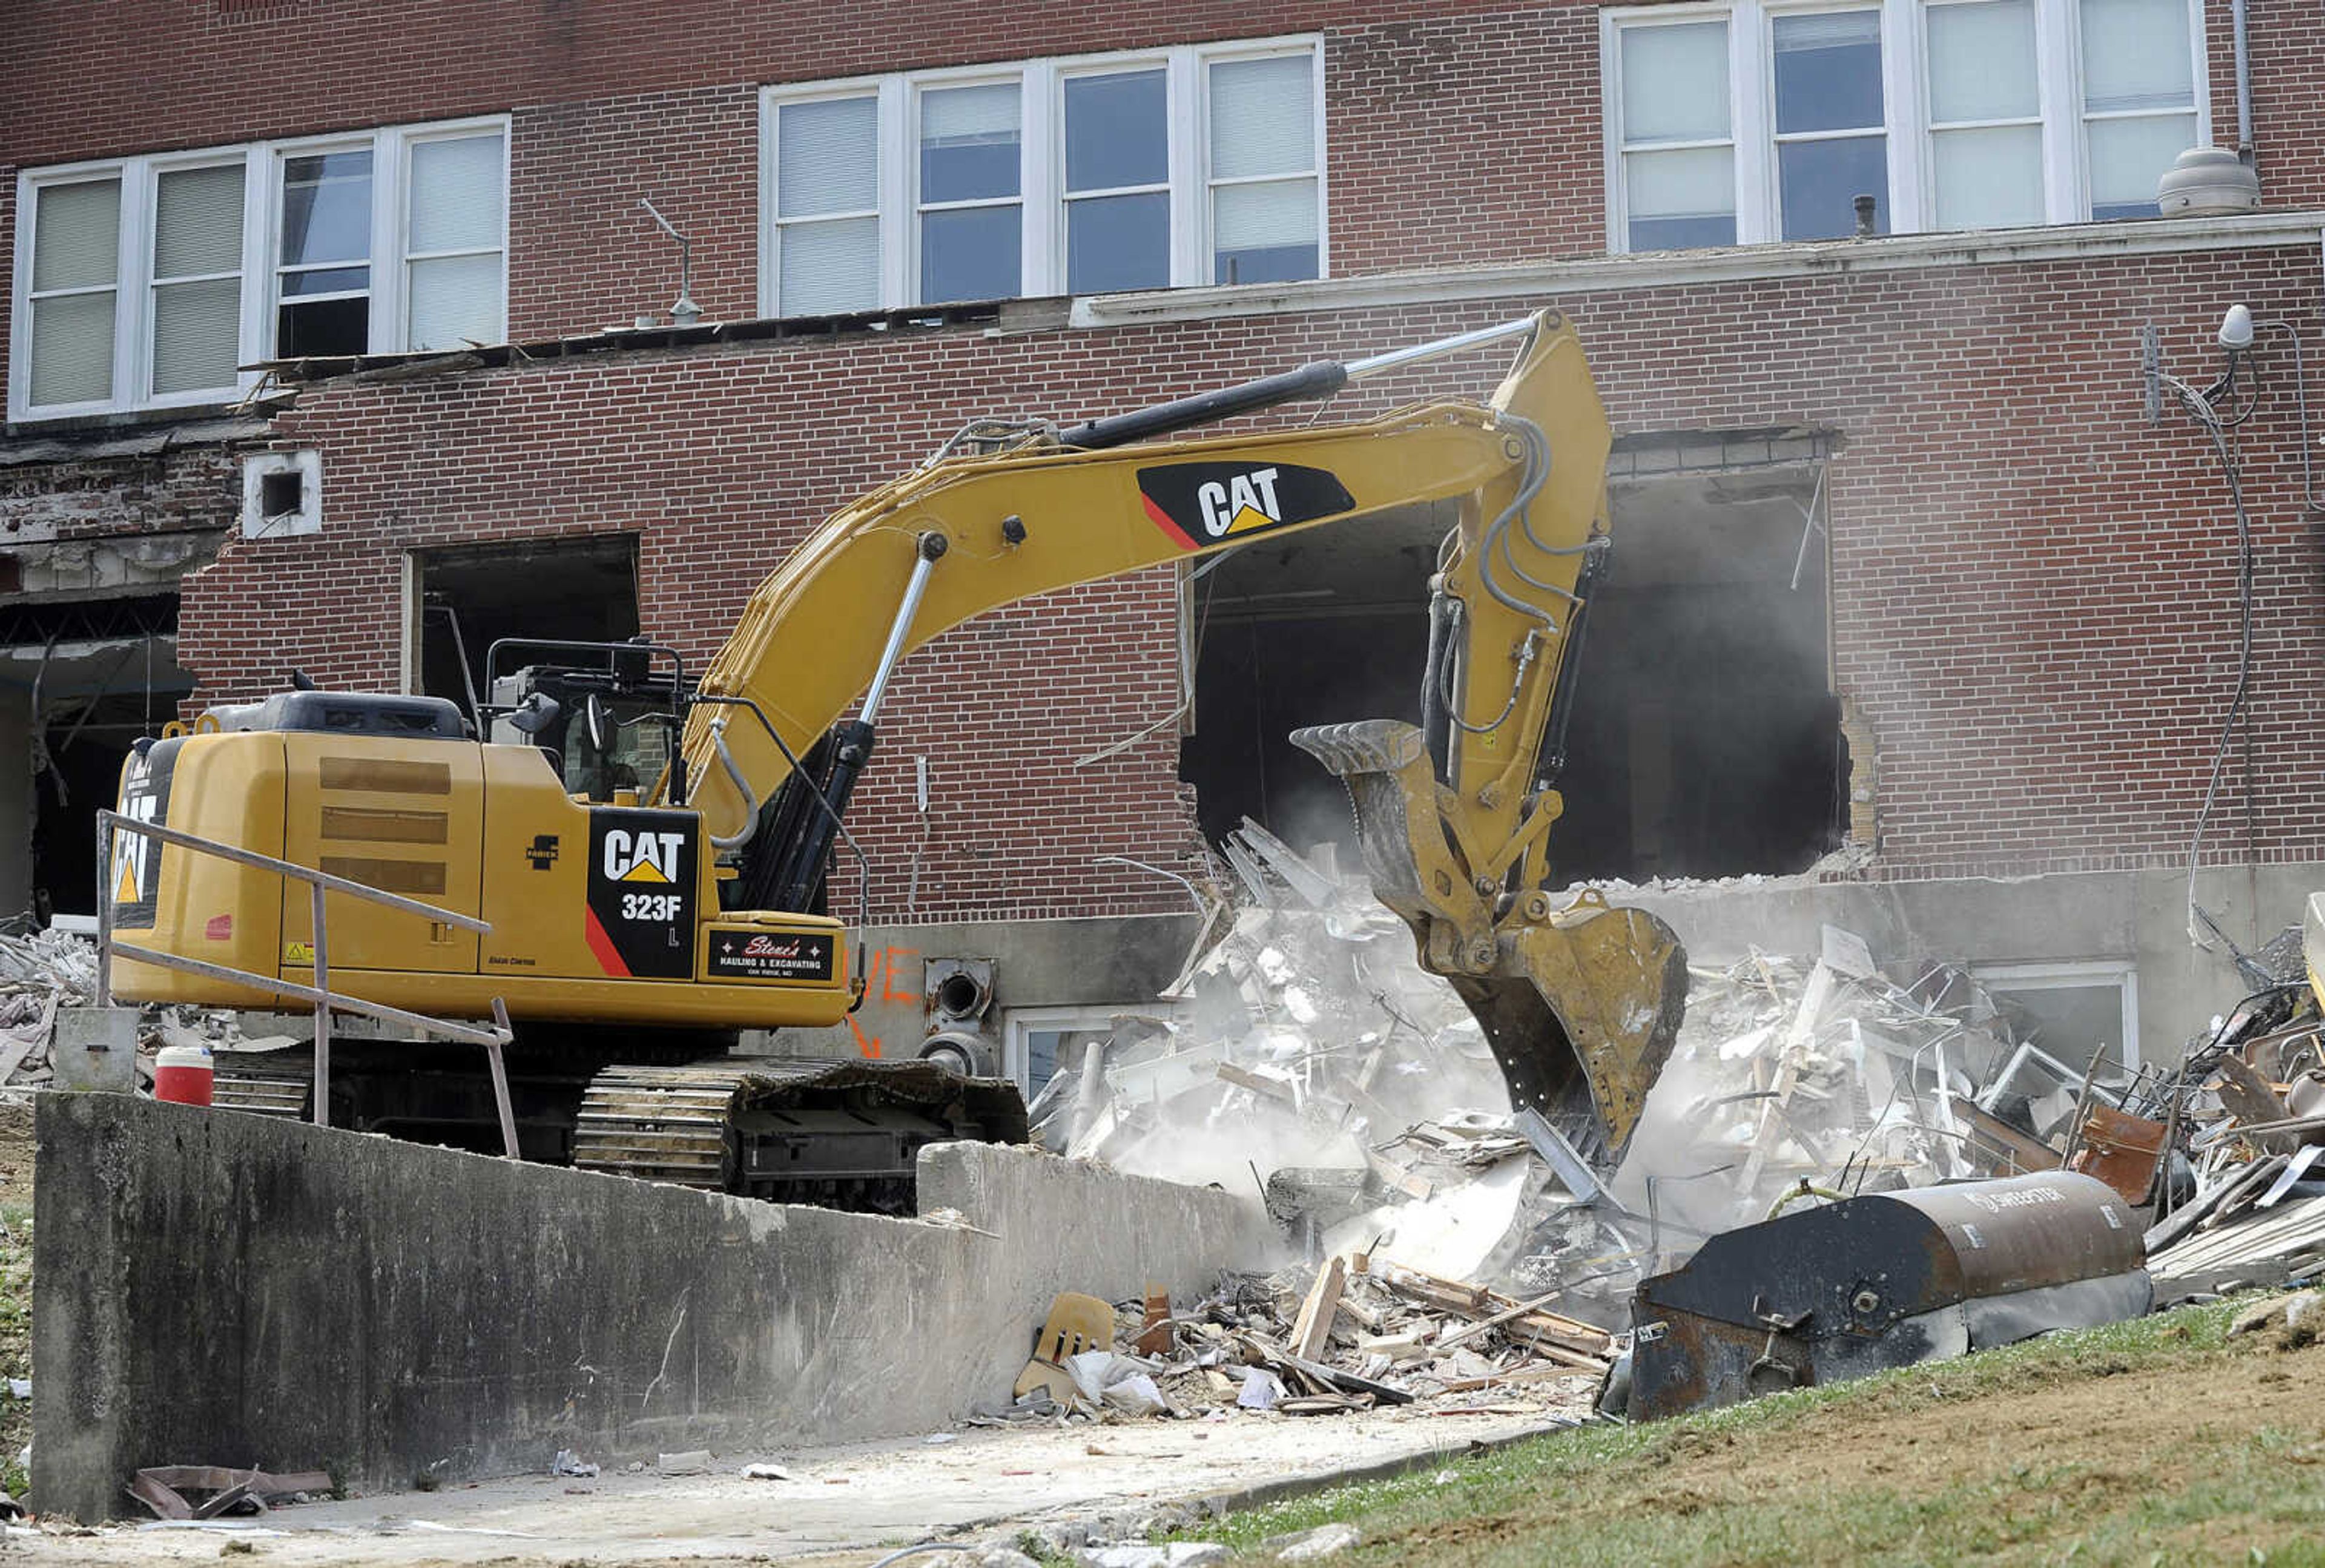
666;310;1684;1169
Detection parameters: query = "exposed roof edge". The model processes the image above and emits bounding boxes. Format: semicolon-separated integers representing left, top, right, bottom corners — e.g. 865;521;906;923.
1070;212;2325;329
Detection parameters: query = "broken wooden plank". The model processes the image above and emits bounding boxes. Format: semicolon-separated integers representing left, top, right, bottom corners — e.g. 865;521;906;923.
1290;1255;1347;1362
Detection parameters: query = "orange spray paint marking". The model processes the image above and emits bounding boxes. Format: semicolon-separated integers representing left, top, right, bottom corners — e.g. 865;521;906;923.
846;1013;883;1059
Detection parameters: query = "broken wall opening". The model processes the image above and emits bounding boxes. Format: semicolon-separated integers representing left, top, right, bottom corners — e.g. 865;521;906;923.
1;595;193;921
1179;435;1846;883
409;535;640;714
1178;502;1448;857
1555;440;1844;882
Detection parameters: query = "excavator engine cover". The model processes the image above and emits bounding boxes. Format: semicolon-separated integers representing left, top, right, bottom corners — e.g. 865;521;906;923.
1624;1171;2151;1420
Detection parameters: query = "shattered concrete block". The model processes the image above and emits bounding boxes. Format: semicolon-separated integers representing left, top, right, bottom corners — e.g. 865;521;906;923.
1271;1521;1363;1561
1078;1546;1229;1568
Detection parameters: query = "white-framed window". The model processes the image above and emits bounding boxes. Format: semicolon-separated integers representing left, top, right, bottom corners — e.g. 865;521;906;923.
8;116;507;422
758;36;1326;317
1971;958;2142;1071
1002;1004;1123;1099
1602;0;2208;251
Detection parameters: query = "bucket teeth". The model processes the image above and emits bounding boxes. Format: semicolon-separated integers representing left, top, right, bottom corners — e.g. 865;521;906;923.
1290;719;1427;777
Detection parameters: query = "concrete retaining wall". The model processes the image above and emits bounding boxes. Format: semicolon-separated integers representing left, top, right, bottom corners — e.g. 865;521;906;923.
32;1093;1276;1522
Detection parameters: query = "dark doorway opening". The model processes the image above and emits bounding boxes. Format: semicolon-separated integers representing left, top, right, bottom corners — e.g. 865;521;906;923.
1179;501;1449;861
1553;467;1843;881
19;614;194;921
412;535;641;718
1178;467;1844;884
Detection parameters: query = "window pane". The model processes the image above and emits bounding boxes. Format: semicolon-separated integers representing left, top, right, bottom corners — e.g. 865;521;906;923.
1210;55;1314;179
1933;124;2045;228
2081;0;2194;113
277;295;368;357
1778;134;1888;239
409;134;504;254
1066;69;1167;192
1068;190;1169;293
32;180;121;291
1928;0;2039;123
780;216;880;315
154;165;245;278
281;265;370;297
281;151;374;266
1621;22;1730;144
28;292;115;404
1626;145;1734;221
1774;11;1883;134
151;277;241;393
1213;177;1318;284
920;203;1020;302
1628;143;1739;248
779;97;878;216
920;84;1021;203
408;252;501;349
2089;112;2197;216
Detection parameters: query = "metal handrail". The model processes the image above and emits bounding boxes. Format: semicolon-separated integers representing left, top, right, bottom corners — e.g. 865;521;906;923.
94;808;521;1156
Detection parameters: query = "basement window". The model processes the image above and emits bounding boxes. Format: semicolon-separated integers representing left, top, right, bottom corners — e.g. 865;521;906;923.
1973;959;2140;1073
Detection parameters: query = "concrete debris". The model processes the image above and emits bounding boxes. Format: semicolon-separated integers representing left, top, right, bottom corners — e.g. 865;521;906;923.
549;1449;598;1478
1077;1545;1229;1568
1268;1521;1363;1560
655;1450;713;1477
742;1462;796;1480
0;927;305;1098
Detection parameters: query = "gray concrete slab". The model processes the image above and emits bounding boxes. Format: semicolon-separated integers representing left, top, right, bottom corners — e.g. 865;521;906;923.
4;1403;1584;1564
33;1093;1277;1523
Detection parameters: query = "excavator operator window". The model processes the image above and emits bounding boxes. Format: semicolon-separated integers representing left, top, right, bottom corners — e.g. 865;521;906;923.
558;697;672;803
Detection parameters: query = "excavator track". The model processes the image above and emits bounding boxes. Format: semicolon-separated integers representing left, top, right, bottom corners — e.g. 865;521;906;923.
572;1059;1030;1212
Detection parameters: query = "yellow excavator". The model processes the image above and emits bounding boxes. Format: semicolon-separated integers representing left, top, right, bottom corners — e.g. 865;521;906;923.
104;309;1686;1209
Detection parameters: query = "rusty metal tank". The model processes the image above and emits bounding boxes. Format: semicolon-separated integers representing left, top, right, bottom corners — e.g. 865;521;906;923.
1624;1171;2149;1420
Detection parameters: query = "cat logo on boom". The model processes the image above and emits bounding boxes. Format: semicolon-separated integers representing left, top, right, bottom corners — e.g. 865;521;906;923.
602;828;686;884
1135;461;1356;552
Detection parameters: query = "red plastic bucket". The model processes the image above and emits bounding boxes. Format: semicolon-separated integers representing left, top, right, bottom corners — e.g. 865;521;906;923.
154;1045;214;1107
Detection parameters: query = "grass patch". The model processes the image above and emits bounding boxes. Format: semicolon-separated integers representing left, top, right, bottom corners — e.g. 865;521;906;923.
1177;1298;2325;1567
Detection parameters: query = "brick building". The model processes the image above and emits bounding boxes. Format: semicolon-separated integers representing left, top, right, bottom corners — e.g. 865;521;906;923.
5;0;2321;1077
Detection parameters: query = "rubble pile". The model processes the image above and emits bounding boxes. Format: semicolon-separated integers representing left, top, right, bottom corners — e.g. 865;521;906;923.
2137;918;2325;1294
0;927;292;1099
1057;822;2157;1326
980;1265;1608;1431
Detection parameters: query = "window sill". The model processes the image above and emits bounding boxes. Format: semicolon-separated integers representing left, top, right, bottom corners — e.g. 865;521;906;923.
1069;211;2325;329
1;400;274;448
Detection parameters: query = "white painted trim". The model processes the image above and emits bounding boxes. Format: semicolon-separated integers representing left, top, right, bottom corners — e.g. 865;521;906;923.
1070;208;2325;328
1001;1003;1124;1096
1971;957;2140;1069
1604;0;2215;252
756;34;1325;314
8;113;510;423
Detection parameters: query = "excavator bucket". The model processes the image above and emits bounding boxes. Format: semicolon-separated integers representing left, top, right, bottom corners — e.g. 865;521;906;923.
1294;719;1687;1174
1442;893;1688;1171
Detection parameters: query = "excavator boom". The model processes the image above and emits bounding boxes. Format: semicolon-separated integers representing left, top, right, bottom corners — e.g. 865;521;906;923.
674;309;1686;1168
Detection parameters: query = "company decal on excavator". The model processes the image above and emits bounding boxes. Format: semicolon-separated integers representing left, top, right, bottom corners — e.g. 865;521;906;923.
584;810;696;979
1136;462;1356;551
705;926;837;983
108;739;179;931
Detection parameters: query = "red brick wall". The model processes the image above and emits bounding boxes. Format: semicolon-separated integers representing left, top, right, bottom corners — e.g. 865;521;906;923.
179;238;2325;921
12;2;2325;389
